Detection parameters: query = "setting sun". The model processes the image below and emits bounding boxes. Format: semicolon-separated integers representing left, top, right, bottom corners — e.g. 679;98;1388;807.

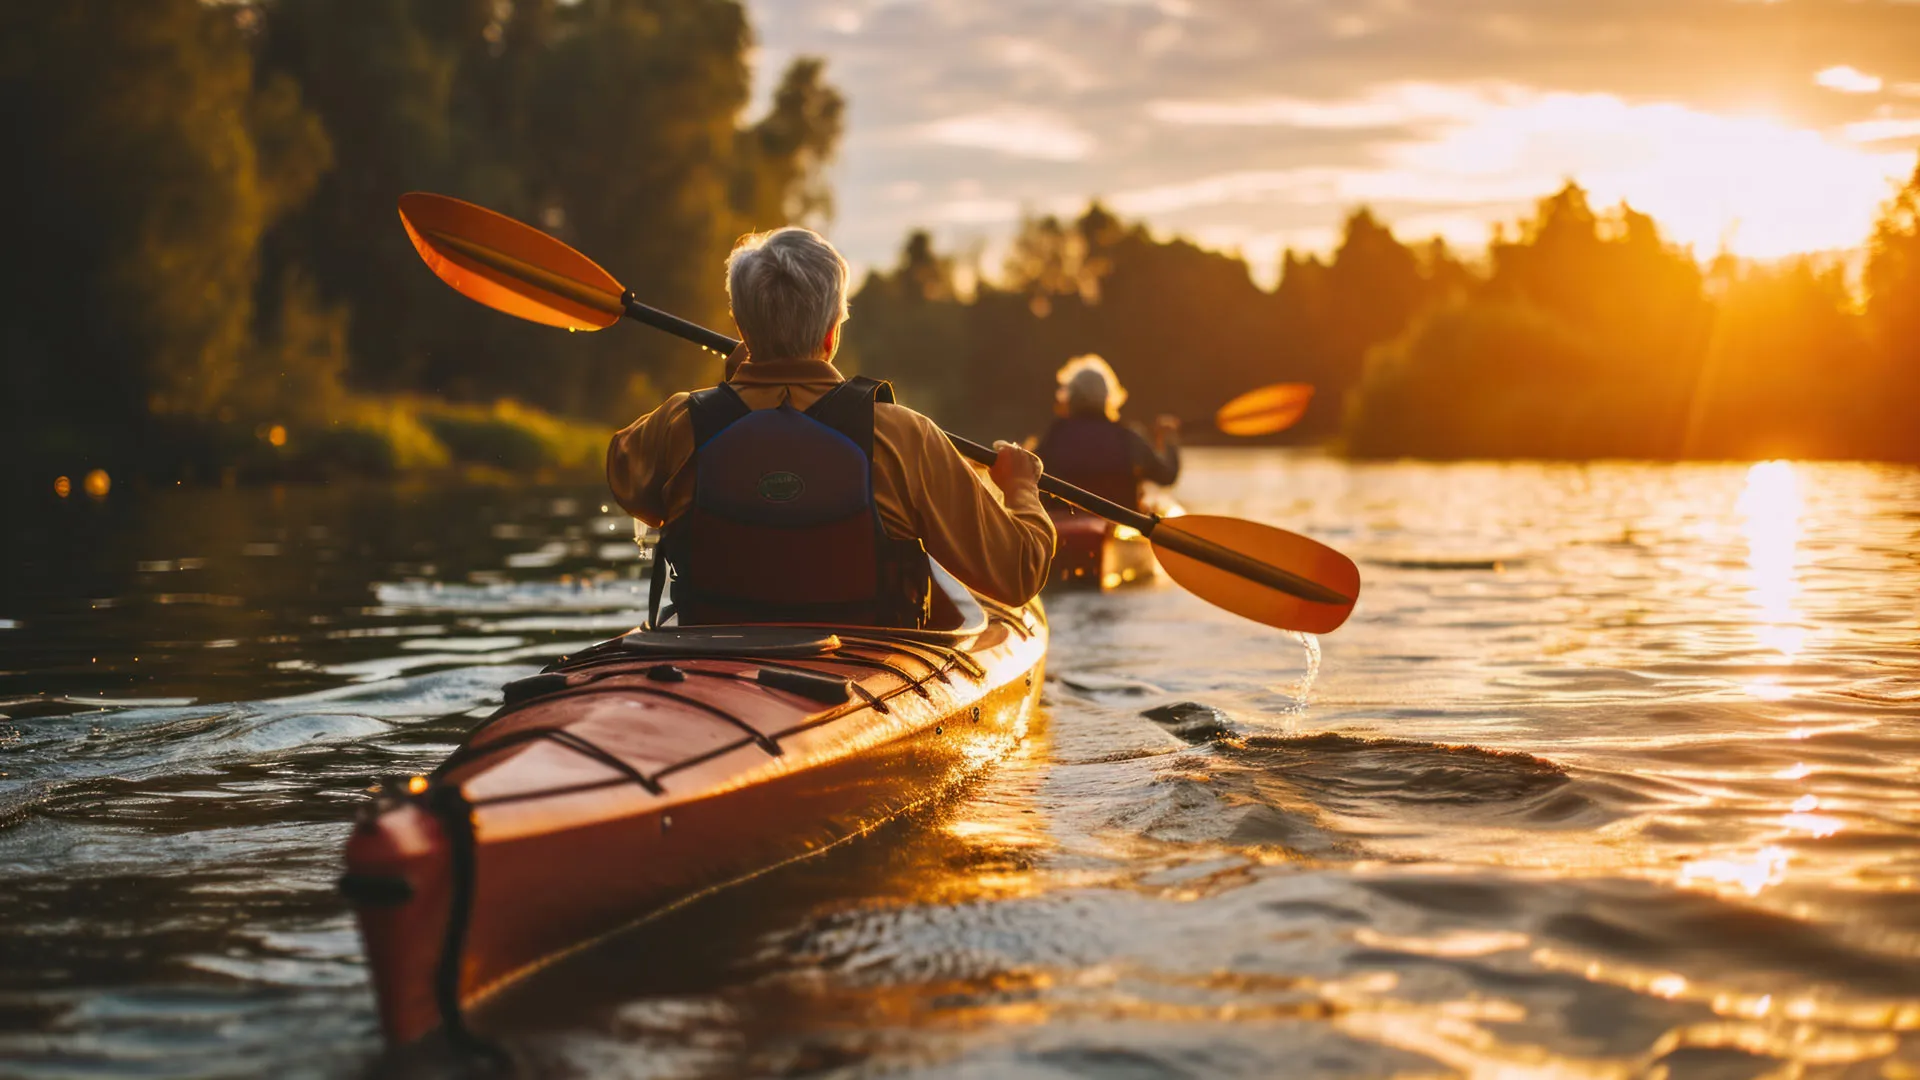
1136;83;1914;260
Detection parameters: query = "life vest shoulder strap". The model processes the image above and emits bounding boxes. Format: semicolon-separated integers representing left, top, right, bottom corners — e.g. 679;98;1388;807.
686;383;753;448
802;375;893;457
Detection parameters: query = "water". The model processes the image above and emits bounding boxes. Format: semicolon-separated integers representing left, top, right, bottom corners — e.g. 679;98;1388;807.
3;452;1918;1078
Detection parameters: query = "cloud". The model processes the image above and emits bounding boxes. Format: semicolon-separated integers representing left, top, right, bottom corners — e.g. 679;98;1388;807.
914;108;1097;161
1108;169;1350;216
745;0;1920;277
1816;65;1884;94
928;197;1026;224
1118;87;1916;258
1148;82;1523;130
1845;118;1920;144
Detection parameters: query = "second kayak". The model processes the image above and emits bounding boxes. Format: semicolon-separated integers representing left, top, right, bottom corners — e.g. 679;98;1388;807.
1048;507;1157;590
341;570;1047;1046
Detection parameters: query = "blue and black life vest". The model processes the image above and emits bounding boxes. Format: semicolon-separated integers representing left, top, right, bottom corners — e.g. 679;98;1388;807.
653;376;932;628
1034;415;1140;510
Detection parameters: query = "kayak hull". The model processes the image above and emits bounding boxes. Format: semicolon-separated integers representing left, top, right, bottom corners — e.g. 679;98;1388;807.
343;588;1046;1046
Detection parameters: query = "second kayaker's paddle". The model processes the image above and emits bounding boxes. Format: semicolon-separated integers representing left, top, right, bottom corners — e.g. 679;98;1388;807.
396;192;1360;632
1211;382;1315;437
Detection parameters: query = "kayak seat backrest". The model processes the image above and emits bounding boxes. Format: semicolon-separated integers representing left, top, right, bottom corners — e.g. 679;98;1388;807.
923;562;986;637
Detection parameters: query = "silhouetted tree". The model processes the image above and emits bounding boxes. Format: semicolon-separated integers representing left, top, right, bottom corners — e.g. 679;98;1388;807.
732;57;845;230
261;0;843;420
1864;160;1920;457
1683;257;1876;459
1343;167;1920;461
840;231;973;418
1;0;331;474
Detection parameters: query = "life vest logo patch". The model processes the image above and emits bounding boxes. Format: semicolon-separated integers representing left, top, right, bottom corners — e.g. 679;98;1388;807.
756;471;806;502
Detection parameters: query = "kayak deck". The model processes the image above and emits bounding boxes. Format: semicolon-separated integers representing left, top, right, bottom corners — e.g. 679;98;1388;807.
343;578;1047;1046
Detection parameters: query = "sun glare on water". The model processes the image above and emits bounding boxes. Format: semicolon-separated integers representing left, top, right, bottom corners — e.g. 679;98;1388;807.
1736;461;1809;701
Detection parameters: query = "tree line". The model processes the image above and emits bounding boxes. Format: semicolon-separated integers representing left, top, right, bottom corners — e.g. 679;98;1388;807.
846;165;1920;462
2;0;840;482
6;0;1917;480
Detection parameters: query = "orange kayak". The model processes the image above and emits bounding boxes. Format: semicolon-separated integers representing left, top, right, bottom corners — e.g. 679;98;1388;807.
340;574;1046;1046
1047;507;1157;590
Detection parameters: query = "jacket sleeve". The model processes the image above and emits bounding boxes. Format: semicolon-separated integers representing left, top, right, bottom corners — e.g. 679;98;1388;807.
605;392;692;527
877;406;1056;607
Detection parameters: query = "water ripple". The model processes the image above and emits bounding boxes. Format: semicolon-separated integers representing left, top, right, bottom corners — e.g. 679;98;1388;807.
2;459;1918;1076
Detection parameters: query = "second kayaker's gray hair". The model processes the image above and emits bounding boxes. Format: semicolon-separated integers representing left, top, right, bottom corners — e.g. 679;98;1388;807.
726;227;850;362
1056;354;1126;420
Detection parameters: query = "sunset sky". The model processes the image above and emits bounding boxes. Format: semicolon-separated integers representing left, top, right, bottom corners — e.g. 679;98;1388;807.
745;0;1920;282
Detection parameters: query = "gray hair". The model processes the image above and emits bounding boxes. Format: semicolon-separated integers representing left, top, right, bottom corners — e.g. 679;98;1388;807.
1055;354;1126;419
726;227;850;361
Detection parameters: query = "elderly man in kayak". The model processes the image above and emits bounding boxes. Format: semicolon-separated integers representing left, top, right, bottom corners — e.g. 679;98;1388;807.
607;226;1053;628
1033;355;1180;512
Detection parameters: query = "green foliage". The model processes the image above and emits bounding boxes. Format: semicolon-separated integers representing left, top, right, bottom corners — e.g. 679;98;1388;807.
262;0;844;422
1487;185;1710;384
1687;259;1883;459
2;0;842;484
294;396;605;476
1866;162;1920;409
854;167;1920;464
845;202;1461;444
8;0;1920;480
838;232;974;418
1344;302;1628;458
0;0;330;470
416;398;607;471
1344;175;1920;461
732;57;846;229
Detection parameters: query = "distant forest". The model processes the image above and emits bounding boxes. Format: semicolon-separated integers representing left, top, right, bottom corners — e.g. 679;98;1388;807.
5;0;1920;486
849;171;1920;462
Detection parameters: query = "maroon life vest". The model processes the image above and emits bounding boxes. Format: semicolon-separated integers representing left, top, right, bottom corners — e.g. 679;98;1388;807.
1034;415;1140;510
654;376;931;628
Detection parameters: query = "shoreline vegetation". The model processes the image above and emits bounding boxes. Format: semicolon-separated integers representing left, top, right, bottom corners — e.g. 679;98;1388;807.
6;1;1920;497
852;175;1920;464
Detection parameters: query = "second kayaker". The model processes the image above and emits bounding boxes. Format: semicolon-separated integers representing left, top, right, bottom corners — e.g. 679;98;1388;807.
607;226;1054;628
1032;355;1181;512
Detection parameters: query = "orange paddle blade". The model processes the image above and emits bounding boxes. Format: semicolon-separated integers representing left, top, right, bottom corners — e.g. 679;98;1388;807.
397;192;625;331
1151;514;1359;634
1215;382;1315;437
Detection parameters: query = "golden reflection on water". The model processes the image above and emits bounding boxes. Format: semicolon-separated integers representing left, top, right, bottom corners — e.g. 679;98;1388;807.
1736;460;1808;669
905;709;1058;908
1677;845;1789;897
1349;927;1531;958
1331;943;1917;1080
1529;947;1920;1033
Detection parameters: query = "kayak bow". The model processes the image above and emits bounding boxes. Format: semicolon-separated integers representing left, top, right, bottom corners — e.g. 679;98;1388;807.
343;573;1046;1046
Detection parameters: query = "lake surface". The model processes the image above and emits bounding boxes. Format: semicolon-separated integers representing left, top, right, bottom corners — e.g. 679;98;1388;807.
3;451;1918;1078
